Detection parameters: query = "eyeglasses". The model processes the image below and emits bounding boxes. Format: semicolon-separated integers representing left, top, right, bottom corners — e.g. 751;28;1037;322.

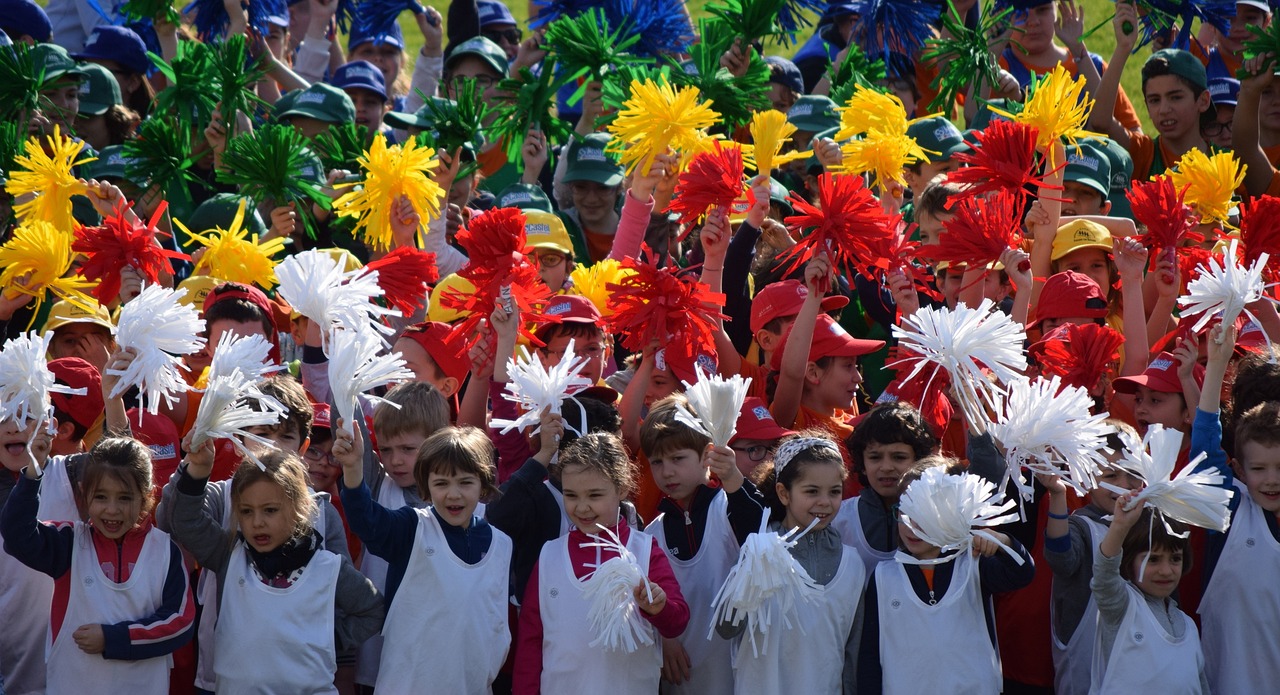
730;444;769;462
483;28;523;45
1203;121;1233;137
533;252;566;268
570;181;617;199
448;74;496;91
303;448;336;466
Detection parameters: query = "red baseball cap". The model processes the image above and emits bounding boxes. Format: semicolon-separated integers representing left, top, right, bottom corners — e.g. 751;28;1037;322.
399;321;471;383
770;314;886;371
660;345;719;385
128;408;183;487
731;397;794;442
1112;351;1206;395
312;402;332;431
535;295;604;340
1030;271;1110;328
750;279;850;334
202;282;283;361
48;357;104;432
1236;319;1268;354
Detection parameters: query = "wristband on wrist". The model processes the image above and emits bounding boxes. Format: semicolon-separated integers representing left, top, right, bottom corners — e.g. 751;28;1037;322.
1047;510;1070;520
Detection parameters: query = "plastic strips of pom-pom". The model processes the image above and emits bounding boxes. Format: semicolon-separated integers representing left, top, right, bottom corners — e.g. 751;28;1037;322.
490;339;594;437
327;327;415;435
673;364;751;447
896;467;1023;566
578;524;655;652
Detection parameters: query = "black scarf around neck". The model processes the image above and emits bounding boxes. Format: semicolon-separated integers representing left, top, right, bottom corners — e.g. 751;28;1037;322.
242;529;321;580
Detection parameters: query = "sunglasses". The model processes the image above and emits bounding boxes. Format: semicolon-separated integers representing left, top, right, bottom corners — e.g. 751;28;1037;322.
483;28;522;45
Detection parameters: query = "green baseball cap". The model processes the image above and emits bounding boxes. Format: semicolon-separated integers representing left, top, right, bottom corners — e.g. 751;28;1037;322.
787;95;840;134
445;36;509;78
1088;136;1135;219
77;63;123;117
1146;49;1208;93
183;193;268;237
906;116;967;163
274;89;302;121
968;98;1014;132
563;133;624;187
277;83;356;124
384;98;485;150
769;177;793;216
82;144;132;180
31;44;87;85
297;149;326;184
496;182;554;212
1063;141;1111;198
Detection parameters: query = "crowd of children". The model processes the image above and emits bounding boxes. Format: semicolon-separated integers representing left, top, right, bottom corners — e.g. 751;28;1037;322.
2;0;1280;693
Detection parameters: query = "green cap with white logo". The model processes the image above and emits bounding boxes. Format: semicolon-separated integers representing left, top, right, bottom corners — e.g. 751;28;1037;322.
906;116;967;163
563;133;624;187
277;83;356;124
77;63;122;117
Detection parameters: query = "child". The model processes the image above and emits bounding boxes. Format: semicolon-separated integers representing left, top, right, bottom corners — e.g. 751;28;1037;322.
1113;351;1205;439
858;458;1035;694
512;433;689;693
0;415;54;694
336;424;512;693
1091;496;1208;692
640;394;764;693
728;396;794;479
0;437;195;694
1041;423;1142;695
721;432;865;693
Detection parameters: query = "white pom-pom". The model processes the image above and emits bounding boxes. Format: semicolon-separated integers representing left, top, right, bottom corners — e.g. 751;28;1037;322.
1108;425;1235;533
897;467;1024;565
208;332;282;382
578;525;654;653
1179;239;1271;345
327;327;415;435
275;250;399;350
490;339;594;436
988;375;1116;500
891;300;1028;434
708;511;822;657
189;370;287;469
674;364;752;447
111;284;205;414
0;332;85;429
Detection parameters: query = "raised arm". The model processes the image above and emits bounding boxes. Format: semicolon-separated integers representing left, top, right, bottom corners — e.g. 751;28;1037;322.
770;255;830;429
1088;2;1139;146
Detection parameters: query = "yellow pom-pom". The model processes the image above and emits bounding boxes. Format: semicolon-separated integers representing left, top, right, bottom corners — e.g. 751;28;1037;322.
606;78;721;175
1167;148;1245;225
0;219;97;316
836;86;914;140
748;110;811;175
569;258;634;317
332;134;445;252
176;198;288;289
837;129;931;193
4;126;94;232
991;64;1103;164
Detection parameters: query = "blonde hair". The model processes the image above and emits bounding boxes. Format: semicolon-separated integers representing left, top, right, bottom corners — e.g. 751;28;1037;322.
229;451;317;539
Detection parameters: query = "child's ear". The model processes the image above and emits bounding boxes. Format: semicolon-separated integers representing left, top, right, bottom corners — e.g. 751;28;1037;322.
53;418;75;442
1197;90;1212;114
804;361;822;385
775;481;790;507
755;329;778;352
440;376;460;398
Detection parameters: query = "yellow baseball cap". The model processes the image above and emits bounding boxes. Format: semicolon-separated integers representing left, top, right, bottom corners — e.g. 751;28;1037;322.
176;274;220;308
427;273;477;324
523;212;573;256
42;299;114;335
1051;219;1113;261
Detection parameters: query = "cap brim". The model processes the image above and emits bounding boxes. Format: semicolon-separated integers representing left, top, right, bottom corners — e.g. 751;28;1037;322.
42;316;114;335
564;169;623;187
1110;373;1178;395
280;106;340;123
527;241;573;254
78;101;111;116
576;385;620;405
827;338;886;358
731;423;793;443
819;295;850;313
383;111;431;130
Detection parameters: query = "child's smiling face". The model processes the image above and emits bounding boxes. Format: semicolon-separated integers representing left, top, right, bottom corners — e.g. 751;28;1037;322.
560;464;623;535
1238;440;1280;514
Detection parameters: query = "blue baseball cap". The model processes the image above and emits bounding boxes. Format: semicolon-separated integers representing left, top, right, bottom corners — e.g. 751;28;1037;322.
765;56;803;95
0;0;51;43
348;20;404;51
73;25;151;76
477;0;516;27
331;60;387;101
1208;77;1239;107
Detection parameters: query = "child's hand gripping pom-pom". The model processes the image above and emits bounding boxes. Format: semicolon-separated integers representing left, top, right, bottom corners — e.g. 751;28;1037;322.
673;363;752;448
0;332;87;475
896;467;1024;565
708;509;822;657
579;524;657;653
890;299;1028;434
332;133;445;251
988;375;1116;504
1178;239;1271;345
327;327;415;436
190;333;288;469
110;284;206;416
490;339;594;437
275;249;400;351
1105;425;1235;535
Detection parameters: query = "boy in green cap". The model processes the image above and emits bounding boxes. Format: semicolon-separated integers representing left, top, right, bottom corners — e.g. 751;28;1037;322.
277;82;357;140
74;63;136;151
29;44;87;138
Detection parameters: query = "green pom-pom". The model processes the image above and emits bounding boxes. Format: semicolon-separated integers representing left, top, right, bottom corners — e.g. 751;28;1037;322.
1238;17;1280;79
217;124;331;238
705;0;785;47
667;20;771;131
123;116;200;192
0;42;49;120
151;40;219;128
543;8;643;104
210;35;268;133
489;63;574;172
312;122;370;172
922;0;1013;114
417;78;490;156
118;0;181;25
827;43;888;110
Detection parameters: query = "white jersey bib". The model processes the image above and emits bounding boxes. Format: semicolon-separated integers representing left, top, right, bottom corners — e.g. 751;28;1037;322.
731;542;864;695
355;478;411;686
1052;516;1106;695
646;491;738;695
1199;481;1280;695
36;455;79;523
214;543;341;694
1090;583;1203;694
47;524;173;695
376;509;512;694
543;479;573;535
538;529;662;693
0;546;52;694
877;553;1000;695
831;496;897;576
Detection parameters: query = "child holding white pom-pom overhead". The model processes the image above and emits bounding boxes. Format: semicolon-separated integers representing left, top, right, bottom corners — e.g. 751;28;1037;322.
512;432;688;694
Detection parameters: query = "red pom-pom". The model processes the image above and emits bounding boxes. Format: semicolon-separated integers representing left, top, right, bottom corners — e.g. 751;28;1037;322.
443;207;560;347
72;200;189;303
1177;245;1215;296
780;173;898;282
666;141;745;230
605;251;727;355
882;359;953;437
1240;194;1280;288
1128;176;1200;255
945;120;1059;202
1029;322;1124;394
363;247;439;315
918;189;1024;271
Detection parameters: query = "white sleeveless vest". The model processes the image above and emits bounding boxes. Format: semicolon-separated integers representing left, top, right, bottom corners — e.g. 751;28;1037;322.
538;528;662;693
36;455;80;523
1199;481;1280;695
355;479;411;686
1052;516;1107;695
731;542;864;695
375;509;512;694
0;549;51;695
877;553;1000;695
645;491;738;695
214;543;341;694
46;524;174;695
544;479;574;535
1090;584;1203;694
831;497;897;575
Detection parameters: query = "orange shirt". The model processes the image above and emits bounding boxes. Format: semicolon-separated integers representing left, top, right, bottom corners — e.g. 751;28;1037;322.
583;229;614;263
999;53;1143;132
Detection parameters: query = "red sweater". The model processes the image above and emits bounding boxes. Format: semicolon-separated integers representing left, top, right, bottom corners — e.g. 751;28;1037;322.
511;522;690;693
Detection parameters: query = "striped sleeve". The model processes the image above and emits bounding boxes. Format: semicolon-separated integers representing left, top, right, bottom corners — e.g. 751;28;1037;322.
101;538;195;660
